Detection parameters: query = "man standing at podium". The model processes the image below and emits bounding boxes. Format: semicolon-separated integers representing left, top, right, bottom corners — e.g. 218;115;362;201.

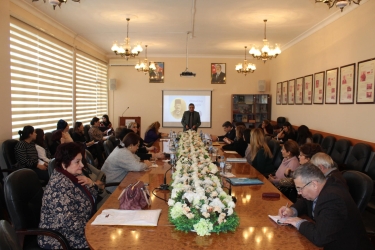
181;103;201;132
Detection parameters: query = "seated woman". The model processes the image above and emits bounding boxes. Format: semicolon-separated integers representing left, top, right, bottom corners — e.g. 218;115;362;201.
50;119;73;156
144;121;168;144
128;122;164;160
296;125;313;146
88;117;107;142
268;140;300;185
101;132;151;193
260;119;274;136
38;142;97;249
285;143;323;177
35;128;51;166
247;128;274;176
14;126;49;182
276;122;297;143
100;114;112;130
222;125;248;157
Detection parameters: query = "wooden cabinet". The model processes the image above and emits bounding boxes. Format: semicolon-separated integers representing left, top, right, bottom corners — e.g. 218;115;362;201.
231;94;271;128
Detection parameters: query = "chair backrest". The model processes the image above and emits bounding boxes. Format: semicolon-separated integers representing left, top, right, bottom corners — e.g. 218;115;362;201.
0;182;10;223
85;149;95;167
108;135;120;148
345;143;372;172
267;139;281;163
44;132;53;152
365;156;375;181
312;133;323;144
330;139;351;165
342;170;373;213
320;136;336;155
4;169;43;230
2;140;19;169
48;158;56;177
103;140;114;157
68;128;74;138
0;220;22;250
84;125;91;141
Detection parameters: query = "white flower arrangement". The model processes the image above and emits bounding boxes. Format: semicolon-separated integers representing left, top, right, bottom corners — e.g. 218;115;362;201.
168;130;239;236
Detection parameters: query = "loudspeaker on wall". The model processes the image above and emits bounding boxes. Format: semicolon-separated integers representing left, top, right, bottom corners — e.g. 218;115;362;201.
109;79;117;90
258;80;266;92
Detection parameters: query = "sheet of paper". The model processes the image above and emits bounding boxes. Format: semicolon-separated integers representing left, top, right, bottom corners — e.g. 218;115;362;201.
220;172;236;177
91;209;162;226
268;215;288;225
224;151;238;154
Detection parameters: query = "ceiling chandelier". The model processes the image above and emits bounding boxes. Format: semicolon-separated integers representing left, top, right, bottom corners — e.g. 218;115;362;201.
32;0;80;10
135;45;156;74
111;18;143;60
236;46;256;76
249;19;281;63
315;0;361;12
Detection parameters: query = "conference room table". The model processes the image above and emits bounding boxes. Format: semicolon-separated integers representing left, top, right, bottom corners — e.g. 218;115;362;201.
85;143;321;250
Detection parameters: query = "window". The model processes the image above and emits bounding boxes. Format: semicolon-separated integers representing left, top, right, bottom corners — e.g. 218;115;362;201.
10;18;107;139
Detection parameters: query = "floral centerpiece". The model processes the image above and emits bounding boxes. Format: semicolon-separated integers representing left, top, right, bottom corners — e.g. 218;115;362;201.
168;130;239;236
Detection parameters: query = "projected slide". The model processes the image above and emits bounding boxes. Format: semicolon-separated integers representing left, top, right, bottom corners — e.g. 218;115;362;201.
162;90;212;128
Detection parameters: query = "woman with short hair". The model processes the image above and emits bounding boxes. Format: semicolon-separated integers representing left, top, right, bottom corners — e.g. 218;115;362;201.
101;132;152;193
14;126;49;181
144;121;167;143
38;142;97;249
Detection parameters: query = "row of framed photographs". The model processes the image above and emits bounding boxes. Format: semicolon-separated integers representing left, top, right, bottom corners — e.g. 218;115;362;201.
276;58;375;105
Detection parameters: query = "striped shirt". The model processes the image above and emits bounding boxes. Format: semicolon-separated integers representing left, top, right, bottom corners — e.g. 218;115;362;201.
14;140;38;169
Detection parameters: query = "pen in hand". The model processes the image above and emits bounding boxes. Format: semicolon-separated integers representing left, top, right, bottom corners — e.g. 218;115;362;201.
282;202;289;218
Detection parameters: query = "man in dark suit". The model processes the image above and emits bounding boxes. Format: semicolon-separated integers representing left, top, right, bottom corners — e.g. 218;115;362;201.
278;164;373;250
181;103;201;131
311;152;347;188
216;121;236;142
211;64;226;84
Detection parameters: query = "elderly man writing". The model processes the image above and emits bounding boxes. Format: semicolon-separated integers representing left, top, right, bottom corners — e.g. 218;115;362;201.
278;164;372;250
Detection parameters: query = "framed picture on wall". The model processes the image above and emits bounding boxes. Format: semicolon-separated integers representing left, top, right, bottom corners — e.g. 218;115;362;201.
282;81;288;105
339;63;355;104
356;58;375;104
313;71;325;104
211;63;226;84
325;68;338;104
149;62;164;83
303;74;313;105
288;79;295;105
295;77;304;105
276;82;282;105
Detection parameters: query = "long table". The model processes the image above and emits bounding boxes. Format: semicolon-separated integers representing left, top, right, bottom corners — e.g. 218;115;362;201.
85;148;321;250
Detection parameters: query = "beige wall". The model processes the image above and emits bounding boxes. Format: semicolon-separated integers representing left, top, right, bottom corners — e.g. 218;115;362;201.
269;0;375;143
108;57;270;136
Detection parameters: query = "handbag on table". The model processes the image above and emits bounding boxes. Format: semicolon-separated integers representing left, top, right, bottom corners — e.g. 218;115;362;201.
118;181;151;210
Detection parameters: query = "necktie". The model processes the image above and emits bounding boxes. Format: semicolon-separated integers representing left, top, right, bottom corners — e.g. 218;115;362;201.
312;199;317;218
189;112;193;129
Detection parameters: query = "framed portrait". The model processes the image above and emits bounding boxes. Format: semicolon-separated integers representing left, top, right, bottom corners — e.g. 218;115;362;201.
211;63;226;84
313;71;325;104
325;68;338;104
282;81;288;105
303;74;313;105
276;82;282;105
339;63;355;104
356;58;375;104
288;79;295;105
295;77;304;105
149;62;164;83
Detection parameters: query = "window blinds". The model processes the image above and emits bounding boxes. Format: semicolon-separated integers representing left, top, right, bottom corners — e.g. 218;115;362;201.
75;52;108;125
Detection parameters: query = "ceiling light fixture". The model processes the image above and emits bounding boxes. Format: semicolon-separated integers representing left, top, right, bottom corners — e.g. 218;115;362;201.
249;19;281;63
180;31;196;77
315;0;361;12
32;0;80;10
135;45;156;74
111;18;143;60
236;46;256;76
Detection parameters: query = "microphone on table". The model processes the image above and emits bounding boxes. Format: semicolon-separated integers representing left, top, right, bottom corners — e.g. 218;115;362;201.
121;107;129;116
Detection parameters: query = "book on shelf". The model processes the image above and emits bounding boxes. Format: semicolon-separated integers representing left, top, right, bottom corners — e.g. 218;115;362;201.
238;95;245;103
242;115;248;122
244;95;253;104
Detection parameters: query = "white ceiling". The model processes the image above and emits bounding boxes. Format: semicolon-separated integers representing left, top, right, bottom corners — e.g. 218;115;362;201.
17;0;362;58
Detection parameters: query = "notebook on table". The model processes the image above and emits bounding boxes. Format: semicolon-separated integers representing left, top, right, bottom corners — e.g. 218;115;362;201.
227;178;264;186
226;158;247;163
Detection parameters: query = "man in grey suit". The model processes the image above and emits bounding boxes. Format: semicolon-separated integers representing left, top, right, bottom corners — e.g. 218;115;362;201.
181;103;201;131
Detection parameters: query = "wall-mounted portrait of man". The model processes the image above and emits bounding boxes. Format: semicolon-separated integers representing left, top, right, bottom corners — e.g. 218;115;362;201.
211;63;226;84
170;98;186;119
149;62;164;83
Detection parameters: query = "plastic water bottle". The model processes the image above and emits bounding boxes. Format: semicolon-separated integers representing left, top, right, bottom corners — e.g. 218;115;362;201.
219;155;225;174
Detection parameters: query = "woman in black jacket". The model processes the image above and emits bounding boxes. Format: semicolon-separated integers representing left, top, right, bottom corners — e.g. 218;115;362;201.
222;125;248;157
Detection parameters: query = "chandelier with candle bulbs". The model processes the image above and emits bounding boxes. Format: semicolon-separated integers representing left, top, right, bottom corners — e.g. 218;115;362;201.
315;0;361;12
236;46;256;76
135;45;156;74
31;0;80;10
249;19;281;63
111;18;143;60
